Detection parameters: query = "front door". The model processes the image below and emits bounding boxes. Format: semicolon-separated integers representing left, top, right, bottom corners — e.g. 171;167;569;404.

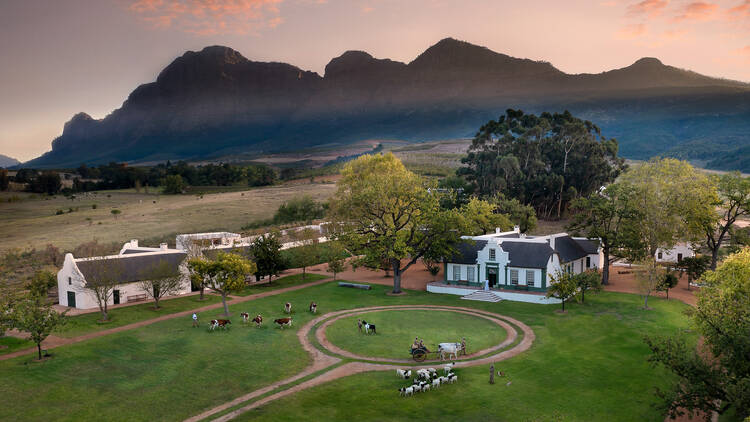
677;253;683;262
67;291;76;308
113;289;120;305
487;267;498;287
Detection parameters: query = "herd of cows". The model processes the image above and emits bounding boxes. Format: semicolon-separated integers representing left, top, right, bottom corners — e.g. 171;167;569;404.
396;364;459;397
206;301;319;331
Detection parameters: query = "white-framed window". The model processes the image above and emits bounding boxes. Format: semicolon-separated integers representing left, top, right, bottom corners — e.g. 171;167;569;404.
510;269;519;285
467;266;475;282
453;265;461;281
489;249;496;260
526;270;534;287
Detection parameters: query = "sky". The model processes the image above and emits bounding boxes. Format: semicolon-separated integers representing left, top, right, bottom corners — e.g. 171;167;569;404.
1;0;748;162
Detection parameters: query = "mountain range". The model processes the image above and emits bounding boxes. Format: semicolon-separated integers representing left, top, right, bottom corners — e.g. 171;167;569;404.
0;154;21;169
25;38;750;170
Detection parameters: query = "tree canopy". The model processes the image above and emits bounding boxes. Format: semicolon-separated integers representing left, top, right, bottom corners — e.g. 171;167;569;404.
458;109;625;218
188;252;255;316
330;153;484;293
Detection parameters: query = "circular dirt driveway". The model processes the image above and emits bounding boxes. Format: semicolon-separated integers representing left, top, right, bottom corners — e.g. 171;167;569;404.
312;305;533;365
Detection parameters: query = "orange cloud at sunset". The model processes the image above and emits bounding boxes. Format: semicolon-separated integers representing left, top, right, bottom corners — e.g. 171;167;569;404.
628;0;670;17
674;1;720;20
128;0;284;35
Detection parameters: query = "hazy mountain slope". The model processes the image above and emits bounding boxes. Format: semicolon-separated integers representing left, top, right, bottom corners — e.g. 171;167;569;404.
0;154;21;168
25;38;750;170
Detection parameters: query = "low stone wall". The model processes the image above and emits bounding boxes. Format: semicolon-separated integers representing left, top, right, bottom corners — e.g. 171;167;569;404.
426;282;561;304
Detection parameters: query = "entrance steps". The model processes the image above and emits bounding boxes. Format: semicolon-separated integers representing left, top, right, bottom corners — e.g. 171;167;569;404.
460;291;502;303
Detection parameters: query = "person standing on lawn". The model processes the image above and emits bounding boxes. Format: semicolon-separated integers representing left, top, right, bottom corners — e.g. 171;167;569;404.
192;313;199;328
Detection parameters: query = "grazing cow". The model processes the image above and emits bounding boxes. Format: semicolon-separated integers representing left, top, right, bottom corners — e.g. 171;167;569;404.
422;383;430;393
361;320;376;334
284;302;292;314
438;343;462;361
216;319;231;329
208;320;218;331
443;362;454;375
308;302;317;314
412;383;422;393
416;369;431;381
396;369;411;379
240;312;250;324
432;378;441;389
427;367;437;376
399;386;414;397
274;317;292;329
252;314;263;327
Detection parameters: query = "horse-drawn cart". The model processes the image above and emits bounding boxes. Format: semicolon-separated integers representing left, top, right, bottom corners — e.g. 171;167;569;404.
409;340;466;362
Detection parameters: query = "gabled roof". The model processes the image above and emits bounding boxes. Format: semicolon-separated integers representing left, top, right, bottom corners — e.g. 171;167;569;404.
502;241;555;269
552;236;588;263
445;240;487;264
76;251;186;285
573;238;600;255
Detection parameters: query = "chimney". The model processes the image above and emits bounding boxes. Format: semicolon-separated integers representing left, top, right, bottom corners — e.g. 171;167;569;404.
549;236;556;250
495;227;500;234
513;225;520;234
160;243;168;250
131;239;139;247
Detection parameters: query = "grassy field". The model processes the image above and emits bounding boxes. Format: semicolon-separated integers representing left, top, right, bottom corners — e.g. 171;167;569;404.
325;310;507;360
0;181;335;252
0;336;34;355
55;294;223;338
0;279;693;422
234;273;329;296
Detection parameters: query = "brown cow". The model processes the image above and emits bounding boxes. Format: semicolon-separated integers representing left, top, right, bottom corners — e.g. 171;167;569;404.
209;319;231;330
240;312;250;324
252;315;263;327
274;317;292;329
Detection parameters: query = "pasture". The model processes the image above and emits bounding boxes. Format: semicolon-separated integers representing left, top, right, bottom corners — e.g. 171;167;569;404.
0;281;693;422
325;309;507;360
0;181;335;252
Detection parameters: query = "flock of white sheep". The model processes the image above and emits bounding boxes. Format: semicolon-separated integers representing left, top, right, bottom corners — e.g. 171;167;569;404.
396;363;458;397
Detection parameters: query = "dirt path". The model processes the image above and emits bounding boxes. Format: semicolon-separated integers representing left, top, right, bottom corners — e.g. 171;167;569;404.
0;277;334;362
605;265;699;306
189;305;535;422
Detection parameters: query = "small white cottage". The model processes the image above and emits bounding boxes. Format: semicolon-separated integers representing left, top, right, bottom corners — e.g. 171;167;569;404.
57;240;191;309
655;243;695;263
428;227;602;303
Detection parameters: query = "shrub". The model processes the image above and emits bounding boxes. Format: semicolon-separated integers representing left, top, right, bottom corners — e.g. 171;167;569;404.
55;209;64;215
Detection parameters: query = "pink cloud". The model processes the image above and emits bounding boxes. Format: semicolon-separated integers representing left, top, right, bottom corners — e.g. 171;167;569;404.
128;0;284;35
617;22;648;38
627;0;669;17
673;1;719;21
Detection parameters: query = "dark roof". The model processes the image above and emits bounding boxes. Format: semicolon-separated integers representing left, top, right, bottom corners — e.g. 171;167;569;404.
573;238;600;255
552;236;588;263
76;251;186;284
501;241;554;269
445;240;487;264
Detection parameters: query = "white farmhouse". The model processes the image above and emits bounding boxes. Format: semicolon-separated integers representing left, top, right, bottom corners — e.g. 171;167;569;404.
428;227;602;304
655;243;695;263
57;240;191;309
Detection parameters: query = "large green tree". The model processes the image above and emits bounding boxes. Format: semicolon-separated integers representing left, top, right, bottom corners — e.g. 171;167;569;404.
645;248;750;420
567;183;641;285
459;109;625;218
188;252;255;316
330;153;479;293
702;172;750;270
250;232;284;282
617;158;718;260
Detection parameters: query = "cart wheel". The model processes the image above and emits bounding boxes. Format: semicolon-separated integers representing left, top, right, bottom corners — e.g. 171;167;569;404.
413;350;427;362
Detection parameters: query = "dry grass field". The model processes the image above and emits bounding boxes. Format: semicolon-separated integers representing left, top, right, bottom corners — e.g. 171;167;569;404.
0;181;335;252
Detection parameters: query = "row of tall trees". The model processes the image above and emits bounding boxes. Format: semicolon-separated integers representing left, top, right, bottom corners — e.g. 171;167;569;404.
568;159;750;286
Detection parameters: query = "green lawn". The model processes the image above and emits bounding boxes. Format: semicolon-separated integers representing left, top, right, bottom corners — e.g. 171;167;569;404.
55;294;222;338
325;309;507;360
0;281;694;422
0;336;34;355
234;272;329;296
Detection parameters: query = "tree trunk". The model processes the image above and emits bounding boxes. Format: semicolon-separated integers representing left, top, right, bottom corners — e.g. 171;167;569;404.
154;297;161;309
302;266;306;280
199;287;205;300
602;248;610;285
581;289;585;304
710;247;719;271
392;259;402;294
37;343;42;360
221;292;230;316
666;289;669;300
644;293;649;309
